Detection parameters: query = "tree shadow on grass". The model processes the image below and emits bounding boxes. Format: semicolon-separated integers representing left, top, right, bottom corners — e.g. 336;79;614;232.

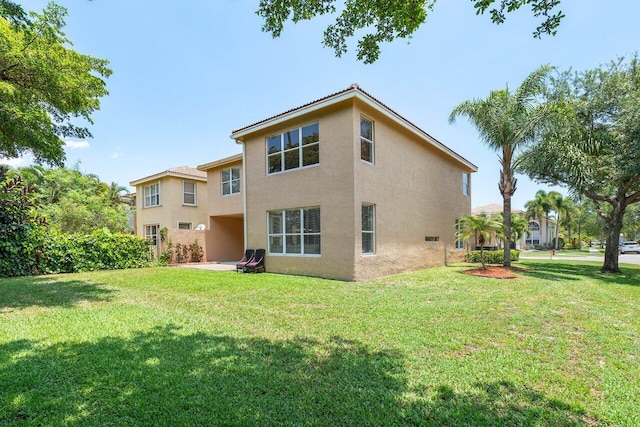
0;325;598;426
0;276;115;312
519;260;640;287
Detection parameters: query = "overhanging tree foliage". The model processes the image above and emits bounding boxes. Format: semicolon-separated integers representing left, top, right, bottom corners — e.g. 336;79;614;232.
520;56;640;273
257;0;564;63
0;1;111;166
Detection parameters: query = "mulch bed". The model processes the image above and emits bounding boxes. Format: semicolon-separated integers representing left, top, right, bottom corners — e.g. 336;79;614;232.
462;265;527;279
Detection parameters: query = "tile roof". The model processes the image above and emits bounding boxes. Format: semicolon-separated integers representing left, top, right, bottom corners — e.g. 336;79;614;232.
129;166;206;186
472;204;524;215
166;166;207;178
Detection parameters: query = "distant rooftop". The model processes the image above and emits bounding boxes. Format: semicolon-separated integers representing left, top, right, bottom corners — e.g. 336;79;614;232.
472;204;524;215
130;166;206;186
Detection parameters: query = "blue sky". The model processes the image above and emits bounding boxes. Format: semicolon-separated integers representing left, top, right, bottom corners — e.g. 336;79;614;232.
5;0;640;210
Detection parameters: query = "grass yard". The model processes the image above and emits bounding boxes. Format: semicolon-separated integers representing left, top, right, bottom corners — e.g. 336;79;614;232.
1;260;638;426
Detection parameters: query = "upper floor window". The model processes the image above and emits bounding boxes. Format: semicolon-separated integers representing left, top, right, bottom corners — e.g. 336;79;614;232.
360;117;374;163
462;173;470;196
183;180;197;205
268;207;321;255
144;182;160;208
222;167;240;196
267;123;319;174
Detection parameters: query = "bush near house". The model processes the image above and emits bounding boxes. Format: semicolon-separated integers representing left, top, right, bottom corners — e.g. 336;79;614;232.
0;228;151;277
466;250;520;264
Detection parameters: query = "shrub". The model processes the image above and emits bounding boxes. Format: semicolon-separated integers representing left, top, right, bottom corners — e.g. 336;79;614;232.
466;249;520;264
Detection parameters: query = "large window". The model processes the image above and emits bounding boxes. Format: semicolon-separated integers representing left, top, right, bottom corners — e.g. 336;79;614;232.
144;182;160;207
462;173;470;196
144;224;160;246
267;123;319;174
360;117;374;163
222;167;241;196
362;203;375;254
268;207;321;255
183;180;197;205
455;219;464;249
526;221;541;245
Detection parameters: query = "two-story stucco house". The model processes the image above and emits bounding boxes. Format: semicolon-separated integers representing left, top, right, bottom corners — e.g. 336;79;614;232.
130;166;208;254
228;84;477;281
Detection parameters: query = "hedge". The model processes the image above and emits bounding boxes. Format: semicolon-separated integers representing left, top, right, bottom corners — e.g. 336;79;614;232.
465;249;520;264
0;228;152;277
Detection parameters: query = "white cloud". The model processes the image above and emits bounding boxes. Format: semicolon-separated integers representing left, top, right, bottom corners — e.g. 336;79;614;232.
64;140;90;149
0;156;30;167
111;152;121;159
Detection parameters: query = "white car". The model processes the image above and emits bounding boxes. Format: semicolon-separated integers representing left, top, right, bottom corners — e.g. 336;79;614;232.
619;241;640;254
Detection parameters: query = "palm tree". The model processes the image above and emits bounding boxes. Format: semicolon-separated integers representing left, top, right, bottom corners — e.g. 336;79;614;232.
457;213;502;270
548;191;565;249
497;213;529;248
450;65;552;266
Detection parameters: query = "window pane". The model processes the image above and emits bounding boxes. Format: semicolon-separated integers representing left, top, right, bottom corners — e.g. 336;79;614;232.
284;150;300;170
361;139;372;162
285;235;302;254
285;209;301;233
362;204;374;232
304;208;320;233
222;169;230;182
268;135;281;154
231;167;240;180
284;129;299;149
184;182;195;193
184;193;195;205
269;211;282;234
222;182;230;195
302;123;319;145
362;232;374;254
178;223;191;230
231;180;240;194
302;144;319;166
304;235;321;254
269;236;283;253
360;117;373;140
269;153;282;174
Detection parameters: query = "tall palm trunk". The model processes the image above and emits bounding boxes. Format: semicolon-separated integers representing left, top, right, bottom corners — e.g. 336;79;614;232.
499;157;516;267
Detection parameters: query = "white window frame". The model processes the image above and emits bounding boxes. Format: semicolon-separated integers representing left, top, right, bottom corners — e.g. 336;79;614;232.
455;219;464;250
462;173;470;196
267;207;321;256
144;224;160;247
143;182;160;208
221;166;241;196
362;203;375;254
177;222;192;230
183;180;197;206
266;123;319;175
360;116;374;164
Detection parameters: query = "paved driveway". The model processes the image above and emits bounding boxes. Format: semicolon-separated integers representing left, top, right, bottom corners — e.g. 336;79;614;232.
520;253;640;266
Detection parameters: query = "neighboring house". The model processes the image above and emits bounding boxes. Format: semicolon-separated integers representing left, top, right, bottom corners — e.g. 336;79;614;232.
227;84;477;281
471;203;555;249
130;166;209;257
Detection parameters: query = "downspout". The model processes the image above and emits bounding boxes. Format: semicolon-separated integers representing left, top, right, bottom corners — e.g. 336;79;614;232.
236;139;248;250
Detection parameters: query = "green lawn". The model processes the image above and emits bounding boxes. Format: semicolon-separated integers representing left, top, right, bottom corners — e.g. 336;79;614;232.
1;261;638;426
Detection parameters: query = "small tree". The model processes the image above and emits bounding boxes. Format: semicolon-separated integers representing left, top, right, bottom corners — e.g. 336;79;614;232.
457;213;502;270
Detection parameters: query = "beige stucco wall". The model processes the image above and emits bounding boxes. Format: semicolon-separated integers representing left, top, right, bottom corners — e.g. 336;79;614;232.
351;100;472;281
240;98;474;281
134;176;208;235
205;159;243;217
205;216;244;262
243;101;357;280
